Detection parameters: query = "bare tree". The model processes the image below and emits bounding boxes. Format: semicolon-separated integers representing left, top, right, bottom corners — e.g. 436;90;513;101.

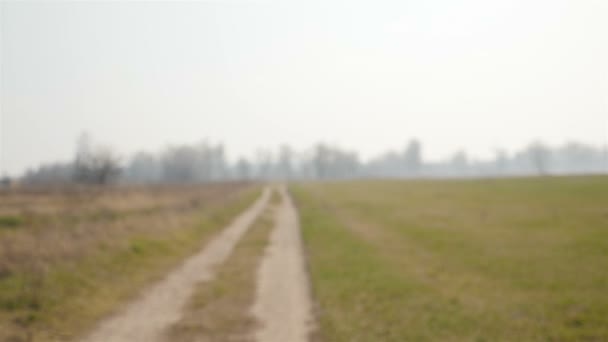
73;133;121;185
278;145;294;180
125;151;160;184
403;139;422;175
313;144;330;179
528;141;550;175
161;145;199;183
254;149;273;180
494;149;508;174
450;150;469;176
235;157;251;180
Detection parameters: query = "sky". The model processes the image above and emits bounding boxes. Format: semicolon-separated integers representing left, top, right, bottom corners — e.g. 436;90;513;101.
1;0;607;175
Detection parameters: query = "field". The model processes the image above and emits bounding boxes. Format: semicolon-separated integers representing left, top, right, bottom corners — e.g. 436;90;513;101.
0;183;259;342
1;176;607;342
292;176;608;341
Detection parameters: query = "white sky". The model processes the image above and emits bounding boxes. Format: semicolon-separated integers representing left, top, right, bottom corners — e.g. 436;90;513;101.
1;0;607;175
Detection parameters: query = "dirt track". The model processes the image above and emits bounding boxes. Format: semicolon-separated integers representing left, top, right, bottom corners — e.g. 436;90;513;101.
80;188;270;342
252;186;313;342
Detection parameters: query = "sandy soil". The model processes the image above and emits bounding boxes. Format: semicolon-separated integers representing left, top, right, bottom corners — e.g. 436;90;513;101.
79;187;270;342
251;186;313;342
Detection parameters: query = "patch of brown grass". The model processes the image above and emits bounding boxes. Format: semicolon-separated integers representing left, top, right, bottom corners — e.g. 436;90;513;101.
0;183;249;277
0;182;259;342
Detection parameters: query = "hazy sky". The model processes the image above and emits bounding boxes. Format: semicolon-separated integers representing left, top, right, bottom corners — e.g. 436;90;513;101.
1;0;607;175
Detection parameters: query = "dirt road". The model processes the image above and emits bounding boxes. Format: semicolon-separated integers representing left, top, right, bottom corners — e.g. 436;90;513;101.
252;186;313;342
80;188;270;342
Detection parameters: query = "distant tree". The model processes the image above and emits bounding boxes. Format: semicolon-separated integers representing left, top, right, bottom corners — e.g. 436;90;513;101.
557;142;599;173
0;175;11;188
235;157;251;180
528;141;550;175
156;141;228;183
403;139;422;175
22;162;73;185
161;145;199;183
297;151;317;180
73;133;121;185
494;149;508;174
125;152;160;183
209;144;227;181
254;149;273;180
450;150;469;175
277;145;294;180
313;144;330;179
604;145;608;173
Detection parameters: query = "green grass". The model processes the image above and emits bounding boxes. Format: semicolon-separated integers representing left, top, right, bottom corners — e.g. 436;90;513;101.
0;186;261;342
0;215;23;229
293;176;608;341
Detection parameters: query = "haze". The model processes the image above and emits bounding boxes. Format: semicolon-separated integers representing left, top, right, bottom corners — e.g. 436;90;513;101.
1;0;607;175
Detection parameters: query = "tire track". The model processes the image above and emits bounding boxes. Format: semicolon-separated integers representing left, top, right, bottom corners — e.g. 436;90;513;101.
80;187;270;342
252;186;313;342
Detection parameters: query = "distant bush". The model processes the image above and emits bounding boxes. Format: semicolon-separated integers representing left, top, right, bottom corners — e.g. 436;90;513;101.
0;216;23;228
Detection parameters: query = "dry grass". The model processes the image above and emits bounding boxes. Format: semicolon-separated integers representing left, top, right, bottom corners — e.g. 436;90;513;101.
0;182;259;342
166;189;278;342
0;183;248;276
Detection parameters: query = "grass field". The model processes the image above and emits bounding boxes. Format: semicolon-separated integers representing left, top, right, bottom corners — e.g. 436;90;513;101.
0;183;259;342
292;176;608;341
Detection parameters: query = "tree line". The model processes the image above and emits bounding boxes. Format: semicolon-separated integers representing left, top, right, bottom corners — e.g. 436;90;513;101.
18;134;608;186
